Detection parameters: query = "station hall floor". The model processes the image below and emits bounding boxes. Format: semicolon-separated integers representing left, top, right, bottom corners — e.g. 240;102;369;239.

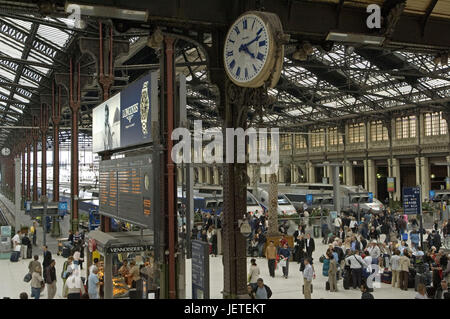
0;238;418;299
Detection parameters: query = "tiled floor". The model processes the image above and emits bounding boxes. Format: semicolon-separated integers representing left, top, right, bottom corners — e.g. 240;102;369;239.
0;195;423;299
0;239;419;299
185;239;418;299
0;253;71;299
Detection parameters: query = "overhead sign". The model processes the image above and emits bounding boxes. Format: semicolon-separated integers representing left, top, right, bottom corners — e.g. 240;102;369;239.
368;192;373;203
92;72;157;153
387;177;395;193
106;245;153;254
58;201;68;216
28;202;59;217
191;240;209;299
25;200;31;212
306;194;313;205
403;187;421;215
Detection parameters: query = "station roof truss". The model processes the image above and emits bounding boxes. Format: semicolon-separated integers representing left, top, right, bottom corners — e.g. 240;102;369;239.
0;0;449;149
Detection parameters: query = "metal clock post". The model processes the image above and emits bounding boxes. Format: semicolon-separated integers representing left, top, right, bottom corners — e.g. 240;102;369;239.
221;10;288;298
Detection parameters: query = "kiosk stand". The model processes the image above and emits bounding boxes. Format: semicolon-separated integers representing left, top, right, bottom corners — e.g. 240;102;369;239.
86;229;157;299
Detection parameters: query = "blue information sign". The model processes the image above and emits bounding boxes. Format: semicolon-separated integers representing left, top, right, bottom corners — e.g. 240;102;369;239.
429;190;435;200
191;240;209;299
306;194;313;205
403;187;421;215
25;201;31;213
58;202;68;216
368;192;373;203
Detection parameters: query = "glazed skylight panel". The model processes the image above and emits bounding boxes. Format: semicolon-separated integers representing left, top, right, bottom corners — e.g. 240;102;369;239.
0;87;10;97
12;94;28;103
6;114;18;122
37;24;70;48
9;105;23;113
18;76;38;88
2;17;32;32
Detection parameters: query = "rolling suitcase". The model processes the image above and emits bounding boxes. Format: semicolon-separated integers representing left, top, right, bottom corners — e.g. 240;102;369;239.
408;275;415;289
326;281;330;291
415;273;427;291
343;271;351;290
381;270;392;284
10;251;20;262
26;246;32;259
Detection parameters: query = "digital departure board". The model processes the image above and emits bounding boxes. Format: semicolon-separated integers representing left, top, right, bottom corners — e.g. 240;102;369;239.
99;154;154;228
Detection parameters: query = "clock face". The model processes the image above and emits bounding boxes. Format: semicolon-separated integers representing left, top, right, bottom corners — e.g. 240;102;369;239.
1;147;10;156
224;14;270;86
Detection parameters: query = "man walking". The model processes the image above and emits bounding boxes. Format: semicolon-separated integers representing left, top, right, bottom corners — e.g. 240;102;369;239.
265;241;277;278
345;250;367;289
304;233;315;260
390;249;401;288
45;260;57;299
398;250;411;291
12;230;21;258
302;258;314;299
42;245;52;281
334;214;342;235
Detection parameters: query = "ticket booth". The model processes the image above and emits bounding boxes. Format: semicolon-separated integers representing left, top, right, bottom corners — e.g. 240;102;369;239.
86;229;157;299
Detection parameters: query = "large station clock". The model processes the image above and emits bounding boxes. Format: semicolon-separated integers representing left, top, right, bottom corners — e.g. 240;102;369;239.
1;147;10;156
224;11;285;88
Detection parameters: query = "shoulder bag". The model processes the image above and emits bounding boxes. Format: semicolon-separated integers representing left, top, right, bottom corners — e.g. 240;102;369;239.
353;255;365;268
23;273;32;283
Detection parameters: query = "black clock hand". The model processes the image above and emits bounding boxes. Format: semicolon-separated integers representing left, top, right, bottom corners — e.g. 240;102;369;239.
244;34;261;47
242;46;255;58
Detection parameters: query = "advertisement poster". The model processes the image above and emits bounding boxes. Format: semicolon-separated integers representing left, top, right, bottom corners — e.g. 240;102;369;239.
387;177;395;193
120;73;152;149
92;72;155;153
92;93;121;153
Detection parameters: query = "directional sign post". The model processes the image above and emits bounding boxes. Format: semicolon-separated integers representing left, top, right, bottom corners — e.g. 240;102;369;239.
402;186;423;248
403;187;421;215
191;240;209;299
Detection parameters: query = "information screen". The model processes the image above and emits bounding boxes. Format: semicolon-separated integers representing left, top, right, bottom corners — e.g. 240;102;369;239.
403;187;421;215
99;154;154;228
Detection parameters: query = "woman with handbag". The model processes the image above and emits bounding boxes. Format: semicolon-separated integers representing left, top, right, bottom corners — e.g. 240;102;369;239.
30;265;44;299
